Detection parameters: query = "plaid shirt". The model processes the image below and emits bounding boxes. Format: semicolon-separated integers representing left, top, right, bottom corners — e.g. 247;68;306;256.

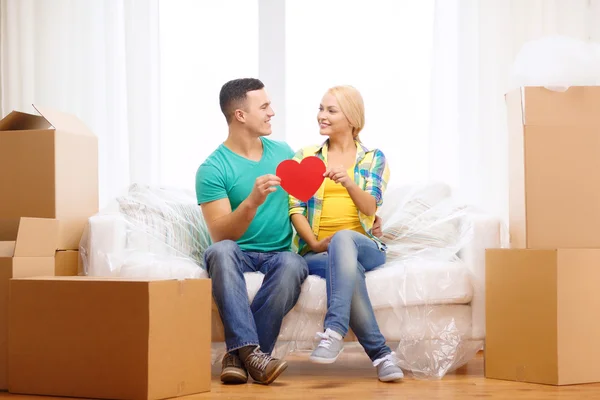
288;140;390;255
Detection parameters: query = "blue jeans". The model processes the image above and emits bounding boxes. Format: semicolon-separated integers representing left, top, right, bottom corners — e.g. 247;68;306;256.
303;230;391;362
204;240;308;354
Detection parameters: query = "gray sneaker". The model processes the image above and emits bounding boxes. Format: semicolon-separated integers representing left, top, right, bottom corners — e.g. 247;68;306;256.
309;328;344;364
374;353;404;382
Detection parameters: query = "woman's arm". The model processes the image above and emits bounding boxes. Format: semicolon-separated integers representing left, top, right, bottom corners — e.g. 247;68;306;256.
291;214;317;249
288;148;309;218
291;214;331;253
345;183;377;216
323;149;389;217
289;146;332;252
323;167;377;216
288;148;318;247
364;149;390;209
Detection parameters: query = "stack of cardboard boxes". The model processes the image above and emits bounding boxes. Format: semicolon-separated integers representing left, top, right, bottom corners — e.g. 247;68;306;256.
0;106;211;398
485;87;600;385
0;106;99;274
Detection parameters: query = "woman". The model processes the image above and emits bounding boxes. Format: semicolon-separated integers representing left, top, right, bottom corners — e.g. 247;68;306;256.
289;85;403;382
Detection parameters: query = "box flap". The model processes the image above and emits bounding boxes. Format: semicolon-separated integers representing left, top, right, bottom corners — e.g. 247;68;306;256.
32;105;96;137
0;242;16;257
14;218;59;257
0;111;51;131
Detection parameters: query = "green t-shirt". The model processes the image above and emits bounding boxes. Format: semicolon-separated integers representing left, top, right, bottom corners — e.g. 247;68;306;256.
195;137;294;252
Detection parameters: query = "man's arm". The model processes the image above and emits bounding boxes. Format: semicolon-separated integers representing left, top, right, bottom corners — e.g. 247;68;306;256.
201;198;258;242
200;174;281;242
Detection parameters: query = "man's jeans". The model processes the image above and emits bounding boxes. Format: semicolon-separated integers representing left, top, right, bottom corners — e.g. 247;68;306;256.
204;240;308;354
303;230;391;362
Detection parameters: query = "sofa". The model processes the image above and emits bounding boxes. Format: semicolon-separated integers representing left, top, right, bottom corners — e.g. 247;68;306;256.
79;183;504;379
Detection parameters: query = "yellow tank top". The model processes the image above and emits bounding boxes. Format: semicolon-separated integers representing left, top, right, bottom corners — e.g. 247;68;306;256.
317;167;366;241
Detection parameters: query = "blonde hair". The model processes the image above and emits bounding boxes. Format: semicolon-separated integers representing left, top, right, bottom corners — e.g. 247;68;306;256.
327;85;365;139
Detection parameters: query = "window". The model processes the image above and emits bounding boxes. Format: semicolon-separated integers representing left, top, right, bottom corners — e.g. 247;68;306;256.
158;0;259;190
285;0;435;185
158;0;435;190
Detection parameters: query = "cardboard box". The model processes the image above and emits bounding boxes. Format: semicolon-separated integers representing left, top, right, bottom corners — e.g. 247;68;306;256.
506;86;600;249
54;250;80;276
0;105;99;250
0;217;58;389
8;277;212;399
485;248;600;385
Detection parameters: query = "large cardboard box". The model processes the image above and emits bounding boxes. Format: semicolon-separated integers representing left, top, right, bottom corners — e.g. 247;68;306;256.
54;250;80;276
506;86;600;249
485;248;600;385
0;217;58;389
8;277;212;399
0;105;99;250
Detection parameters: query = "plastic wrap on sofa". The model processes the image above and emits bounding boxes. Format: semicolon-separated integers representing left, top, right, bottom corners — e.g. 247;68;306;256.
80;182;502;379
79;184;211;279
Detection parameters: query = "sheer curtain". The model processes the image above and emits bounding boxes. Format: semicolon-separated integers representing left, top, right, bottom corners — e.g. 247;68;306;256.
0;0;161;208
285;0;600;222
2;0;599;218
158;0;258;192
0;0;257;206
429;0;600;222
285;0;435;186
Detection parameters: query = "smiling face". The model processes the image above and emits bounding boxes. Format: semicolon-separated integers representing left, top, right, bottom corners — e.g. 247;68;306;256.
240;88;275;136
317;86;365;141
317;92;353;139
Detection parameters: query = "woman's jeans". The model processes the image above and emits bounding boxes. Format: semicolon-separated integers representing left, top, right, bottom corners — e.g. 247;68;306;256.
303;230;391;362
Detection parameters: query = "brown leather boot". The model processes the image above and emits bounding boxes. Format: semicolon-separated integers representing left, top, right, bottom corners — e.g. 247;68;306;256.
220;352;248;384
239;346;288;385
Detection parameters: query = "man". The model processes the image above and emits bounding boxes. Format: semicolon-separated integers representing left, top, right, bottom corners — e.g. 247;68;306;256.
196;78;308;385
196;78;385;386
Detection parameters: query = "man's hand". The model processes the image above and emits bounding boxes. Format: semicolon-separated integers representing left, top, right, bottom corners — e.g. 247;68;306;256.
372;215;384;238
310;236;332;253
323;166;354;188
247;174;281;208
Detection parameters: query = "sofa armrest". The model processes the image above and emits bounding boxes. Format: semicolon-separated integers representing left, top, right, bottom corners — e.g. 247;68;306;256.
458;213;507;339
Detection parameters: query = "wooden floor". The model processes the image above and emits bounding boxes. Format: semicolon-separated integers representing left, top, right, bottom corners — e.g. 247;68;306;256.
193;349;600;400
2;349;600;399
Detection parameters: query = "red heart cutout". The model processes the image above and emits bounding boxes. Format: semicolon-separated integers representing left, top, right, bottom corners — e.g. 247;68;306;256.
276;156;326;202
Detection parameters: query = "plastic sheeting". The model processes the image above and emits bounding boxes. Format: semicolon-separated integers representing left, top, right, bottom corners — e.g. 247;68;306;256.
378;183;473;263
511;35;600;91
80;184;211;279
80;182;504;379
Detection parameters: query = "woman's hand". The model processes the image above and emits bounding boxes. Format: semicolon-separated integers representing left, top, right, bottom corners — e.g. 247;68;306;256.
310;236;332;253
324;166;354;188
372;215;383;237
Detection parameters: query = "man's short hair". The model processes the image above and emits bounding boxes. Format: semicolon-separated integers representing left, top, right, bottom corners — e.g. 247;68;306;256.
219;78;265;124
